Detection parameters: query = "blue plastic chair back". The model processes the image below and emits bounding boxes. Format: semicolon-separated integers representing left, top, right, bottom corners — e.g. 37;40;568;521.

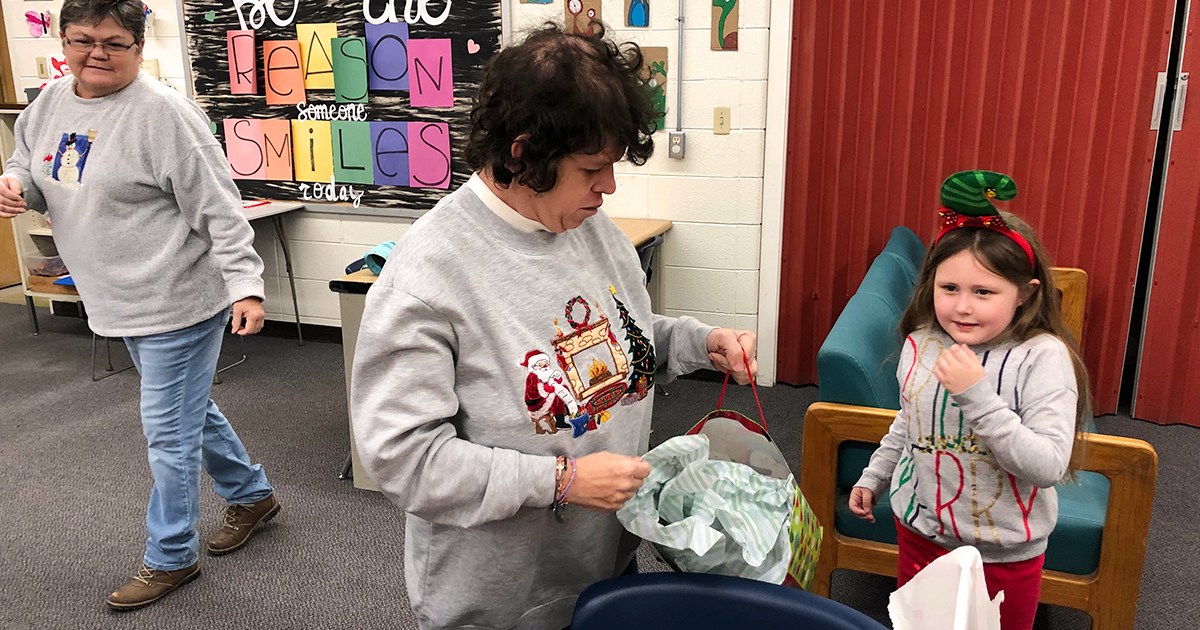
572;572;888;630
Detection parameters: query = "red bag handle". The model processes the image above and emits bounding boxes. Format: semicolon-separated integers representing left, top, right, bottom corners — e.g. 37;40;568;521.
714;347;767;431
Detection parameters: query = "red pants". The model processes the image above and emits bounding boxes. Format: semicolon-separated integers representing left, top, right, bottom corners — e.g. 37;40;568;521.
895;519;1045;630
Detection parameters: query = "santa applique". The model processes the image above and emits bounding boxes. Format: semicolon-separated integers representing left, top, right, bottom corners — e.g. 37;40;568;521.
522;349;585;435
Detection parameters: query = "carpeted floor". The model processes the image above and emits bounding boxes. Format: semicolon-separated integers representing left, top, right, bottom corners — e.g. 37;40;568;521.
0;303;1194;628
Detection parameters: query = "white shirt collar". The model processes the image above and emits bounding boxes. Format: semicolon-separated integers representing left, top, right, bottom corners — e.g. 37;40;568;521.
467;173;548;234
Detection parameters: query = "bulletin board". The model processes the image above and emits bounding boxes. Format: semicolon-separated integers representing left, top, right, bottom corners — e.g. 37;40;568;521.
180;0;501;211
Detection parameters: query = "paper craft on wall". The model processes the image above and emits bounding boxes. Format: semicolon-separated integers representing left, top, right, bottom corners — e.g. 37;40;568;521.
226;30;257;94
331;37;369;103
364;22;409;91
225;119;267;179
182;0;500;210
296;23;339;90
711;0;738;51
624;0;648;27
407;39;454;108
25;10;52;37
262;40;307;105
640;46;667;131
566;0;602;35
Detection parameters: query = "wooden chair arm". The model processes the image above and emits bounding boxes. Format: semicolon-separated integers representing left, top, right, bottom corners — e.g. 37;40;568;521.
799;400;1159;623
1044;432;1158;619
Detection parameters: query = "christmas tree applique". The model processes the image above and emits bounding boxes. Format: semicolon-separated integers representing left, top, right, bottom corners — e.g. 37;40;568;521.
610;285;656;404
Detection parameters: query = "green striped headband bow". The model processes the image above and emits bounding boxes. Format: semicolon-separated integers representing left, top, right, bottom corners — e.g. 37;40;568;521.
935;170;1034;269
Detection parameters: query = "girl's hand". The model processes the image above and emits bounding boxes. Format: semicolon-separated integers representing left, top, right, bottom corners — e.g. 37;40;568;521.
565;452;652;511
934;343;985;394
849;486;876;522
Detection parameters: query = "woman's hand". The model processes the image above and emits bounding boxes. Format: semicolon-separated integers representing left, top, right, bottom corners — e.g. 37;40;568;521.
934;343;985;394
231;297;266;335
849;486;877;522
0;176;27;218
706;328;758;385
564;451;651;511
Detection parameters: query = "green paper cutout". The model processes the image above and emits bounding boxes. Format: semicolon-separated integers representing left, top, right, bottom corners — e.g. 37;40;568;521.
203;10;216;22
331;37;369;103
332;121;374;185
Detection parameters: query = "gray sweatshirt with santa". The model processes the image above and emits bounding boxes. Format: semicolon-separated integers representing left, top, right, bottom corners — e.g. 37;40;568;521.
855;327;1078;563
350;184;714;629
2;73;263;337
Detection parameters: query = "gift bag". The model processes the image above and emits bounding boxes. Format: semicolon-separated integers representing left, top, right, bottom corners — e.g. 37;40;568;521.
617;366;823;589
889;546;1003;630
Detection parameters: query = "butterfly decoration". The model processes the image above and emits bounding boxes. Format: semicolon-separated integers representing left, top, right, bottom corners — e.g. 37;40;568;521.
25;10;51;38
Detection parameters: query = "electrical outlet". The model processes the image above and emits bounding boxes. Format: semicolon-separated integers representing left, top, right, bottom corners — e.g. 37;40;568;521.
668;131;686;159
713;106;731;135
36;57;50;80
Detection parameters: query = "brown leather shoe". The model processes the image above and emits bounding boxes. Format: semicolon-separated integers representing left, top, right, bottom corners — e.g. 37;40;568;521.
106;563;200;610
207;494;280;556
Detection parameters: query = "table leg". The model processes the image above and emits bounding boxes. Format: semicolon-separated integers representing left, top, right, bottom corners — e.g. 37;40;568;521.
25;295;39;335
272;214;304;345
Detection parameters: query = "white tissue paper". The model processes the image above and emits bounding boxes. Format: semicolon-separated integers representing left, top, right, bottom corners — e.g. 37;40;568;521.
888;545;1003;630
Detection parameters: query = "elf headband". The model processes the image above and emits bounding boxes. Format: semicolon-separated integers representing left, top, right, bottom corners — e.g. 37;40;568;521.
935;170;1035;270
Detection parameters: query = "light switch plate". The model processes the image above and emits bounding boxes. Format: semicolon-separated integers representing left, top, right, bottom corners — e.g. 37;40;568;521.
141;58;160;78
713;106;731;135
36;57;50;79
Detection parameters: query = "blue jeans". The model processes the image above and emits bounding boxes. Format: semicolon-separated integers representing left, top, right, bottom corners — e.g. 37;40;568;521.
123;308;273;570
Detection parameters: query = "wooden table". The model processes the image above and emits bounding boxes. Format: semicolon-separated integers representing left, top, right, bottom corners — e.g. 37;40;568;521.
329;218;673;295
329;216;672;490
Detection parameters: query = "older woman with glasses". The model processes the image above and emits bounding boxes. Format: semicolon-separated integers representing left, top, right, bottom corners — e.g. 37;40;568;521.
0;0;279;610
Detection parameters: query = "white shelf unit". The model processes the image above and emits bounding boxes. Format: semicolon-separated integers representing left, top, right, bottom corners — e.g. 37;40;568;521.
2;108;82;333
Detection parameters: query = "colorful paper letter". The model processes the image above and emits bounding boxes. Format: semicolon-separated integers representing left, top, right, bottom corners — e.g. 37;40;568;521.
371;122;409;186
331;37;369;103
261;120;294;180
291;120;333;183
409;121;451;189
224;119;266;179
332;122;374;185
297;23;338;90
408;39;453;108
263;41;306;105
365;22;409;91
226;30;257;95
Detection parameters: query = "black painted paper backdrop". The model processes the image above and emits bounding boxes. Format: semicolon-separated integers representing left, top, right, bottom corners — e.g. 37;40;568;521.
181;0;501;209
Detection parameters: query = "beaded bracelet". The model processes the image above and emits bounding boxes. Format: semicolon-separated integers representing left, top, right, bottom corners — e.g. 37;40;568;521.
551;456;576;522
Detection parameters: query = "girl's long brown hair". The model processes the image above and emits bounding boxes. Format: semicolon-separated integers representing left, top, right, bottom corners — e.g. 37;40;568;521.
899;212;1093;475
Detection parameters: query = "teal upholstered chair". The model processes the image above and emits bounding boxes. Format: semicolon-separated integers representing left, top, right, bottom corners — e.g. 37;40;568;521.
800;226;1158;629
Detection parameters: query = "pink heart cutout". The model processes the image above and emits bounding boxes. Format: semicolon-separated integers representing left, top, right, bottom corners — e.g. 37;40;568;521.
467;39;481;54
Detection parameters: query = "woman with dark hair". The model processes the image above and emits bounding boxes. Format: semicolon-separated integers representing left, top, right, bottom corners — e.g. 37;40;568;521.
0;0;278;610
351;23;758;630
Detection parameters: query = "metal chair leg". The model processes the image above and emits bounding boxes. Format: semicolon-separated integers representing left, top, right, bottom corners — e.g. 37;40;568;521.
213;334;247;385
339;455;354;480
91;334;134;382
26;296;39;335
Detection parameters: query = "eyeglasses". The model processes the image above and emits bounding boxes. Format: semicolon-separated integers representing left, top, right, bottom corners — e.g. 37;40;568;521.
63;37;138;55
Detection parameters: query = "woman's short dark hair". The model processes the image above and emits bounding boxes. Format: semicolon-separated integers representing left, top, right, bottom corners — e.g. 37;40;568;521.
59;0;146;45
464;22;660;193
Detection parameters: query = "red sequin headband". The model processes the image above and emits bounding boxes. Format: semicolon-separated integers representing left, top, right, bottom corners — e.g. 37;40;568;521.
934;207;1035;270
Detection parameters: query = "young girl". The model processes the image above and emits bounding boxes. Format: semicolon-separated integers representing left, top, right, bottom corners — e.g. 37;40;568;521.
849;170;1093;630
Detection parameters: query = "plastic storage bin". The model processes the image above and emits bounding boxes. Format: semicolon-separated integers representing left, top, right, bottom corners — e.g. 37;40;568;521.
23;254;68;277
